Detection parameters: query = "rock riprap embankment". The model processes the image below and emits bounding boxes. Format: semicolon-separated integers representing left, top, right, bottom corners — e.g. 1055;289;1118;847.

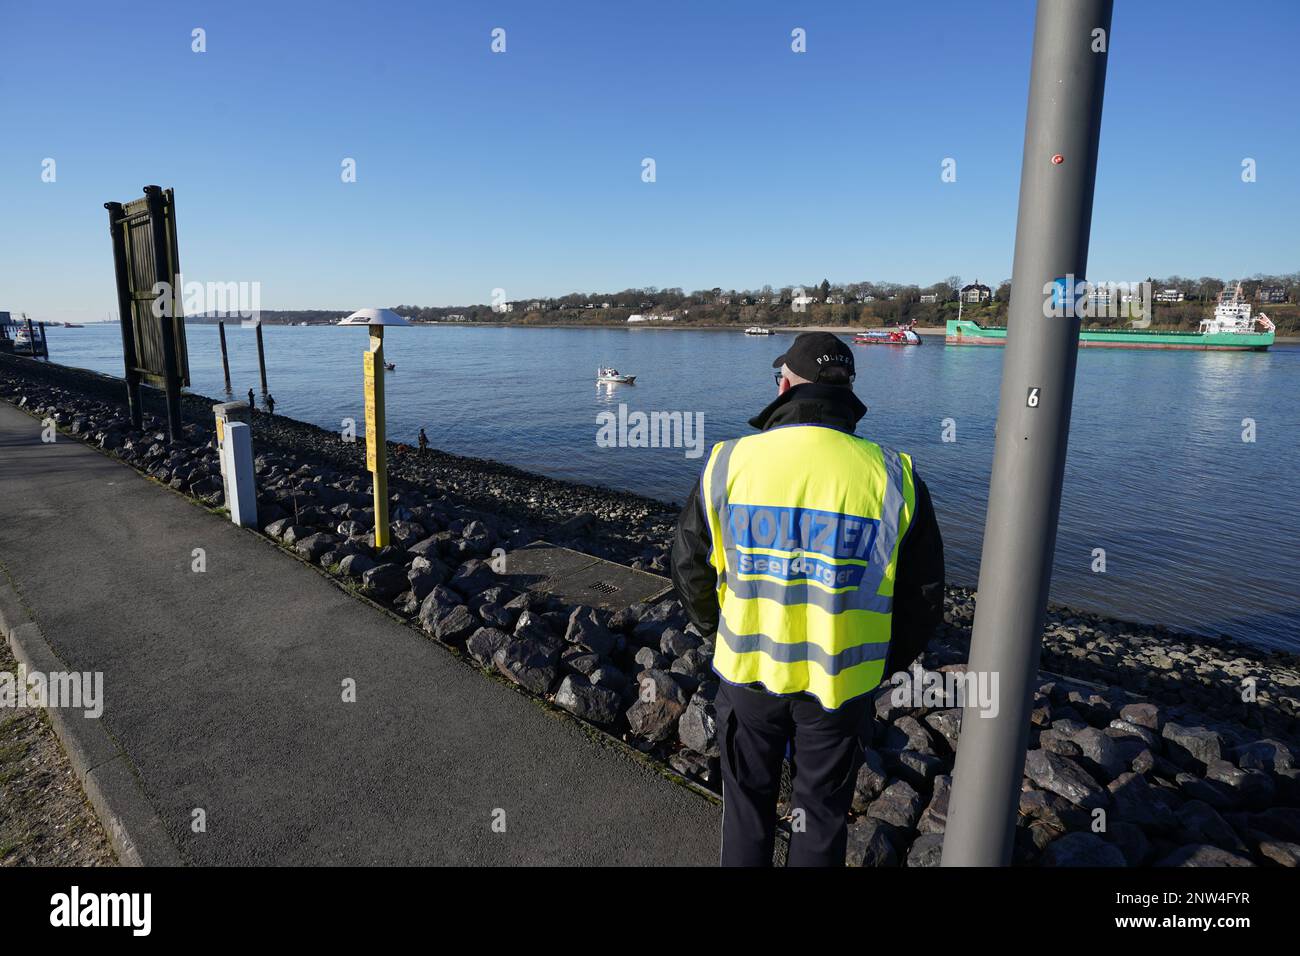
4;356;1298;868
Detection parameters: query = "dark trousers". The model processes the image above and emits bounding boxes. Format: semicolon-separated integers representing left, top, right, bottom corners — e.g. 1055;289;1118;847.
716;681;870;867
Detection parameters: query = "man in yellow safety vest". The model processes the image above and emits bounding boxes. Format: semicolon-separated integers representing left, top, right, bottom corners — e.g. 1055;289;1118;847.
671;331;945;866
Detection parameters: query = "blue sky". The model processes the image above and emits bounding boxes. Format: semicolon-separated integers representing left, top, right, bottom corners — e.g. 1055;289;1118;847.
2;0;1297;320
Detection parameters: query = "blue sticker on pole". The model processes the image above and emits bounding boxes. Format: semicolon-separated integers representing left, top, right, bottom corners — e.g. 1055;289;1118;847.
1050;277;1069;313
1050;275;1084;318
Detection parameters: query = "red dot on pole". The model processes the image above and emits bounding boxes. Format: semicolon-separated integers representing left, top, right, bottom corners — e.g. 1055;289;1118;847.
1051;153;1065;165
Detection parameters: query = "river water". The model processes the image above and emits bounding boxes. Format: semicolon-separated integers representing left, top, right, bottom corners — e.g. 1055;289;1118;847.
39;322;1300;652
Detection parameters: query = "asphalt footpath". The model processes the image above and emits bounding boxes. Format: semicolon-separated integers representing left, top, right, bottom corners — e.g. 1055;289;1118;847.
0;402;719;865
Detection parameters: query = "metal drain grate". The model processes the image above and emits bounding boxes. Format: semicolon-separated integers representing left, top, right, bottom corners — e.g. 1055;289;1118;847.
589;581;619;595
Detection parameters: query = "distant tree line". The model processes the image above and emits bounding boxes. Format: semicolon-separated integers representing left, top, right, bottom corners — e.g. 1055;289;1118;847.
189;271;1300;335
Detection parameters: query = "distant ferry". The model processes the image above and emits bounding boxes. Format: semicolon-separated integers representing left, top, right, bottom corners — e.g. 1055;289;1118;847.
744;326;774;335
854;325;922;346
946;283;1275;351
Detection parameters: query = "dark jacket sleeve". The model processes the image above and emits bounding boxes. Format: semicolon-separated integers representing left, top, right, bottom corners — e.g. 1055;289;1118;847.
670;479;720;634
884;473;945;677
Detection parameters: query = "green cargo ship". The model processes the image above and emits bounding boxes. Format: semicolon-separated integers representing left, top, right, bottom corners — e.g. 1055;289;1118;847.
946;318;1274;350
946;284;1275;351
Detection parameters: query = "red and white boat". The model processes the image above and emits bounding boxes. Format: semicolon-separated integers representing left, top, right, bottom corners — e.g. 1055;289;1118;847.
853;325;922;346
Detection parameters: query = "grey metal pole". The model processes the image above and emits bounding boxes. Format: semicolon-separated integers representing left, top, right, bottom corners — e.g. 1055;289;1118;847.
942;0;1113;867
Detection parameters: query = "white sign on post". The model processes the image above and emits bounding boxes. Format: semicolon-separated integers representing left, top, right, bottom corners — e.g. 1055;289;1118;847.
221;421;258;527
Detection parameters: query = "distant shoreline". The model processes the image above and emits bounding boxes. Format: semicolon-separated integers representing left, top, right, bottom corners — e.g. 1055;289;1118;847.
170;319;1299;344
58;318;1298;344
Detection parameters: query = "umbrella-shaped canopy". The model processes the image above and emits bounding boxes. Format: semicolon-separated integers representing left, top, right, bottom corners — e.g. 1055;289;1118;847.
338;308;410;326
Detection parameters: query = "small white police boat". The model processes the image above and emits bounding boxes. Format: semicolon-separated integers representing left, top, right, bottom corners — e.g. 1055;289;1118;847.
597;366;636;384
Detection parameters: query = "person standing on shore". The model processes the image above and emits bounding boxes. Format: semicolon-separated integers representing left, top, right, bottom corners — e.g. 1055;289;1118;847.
418;428;429;458
265;394;276;416
671;331;945;867
247;387;255;410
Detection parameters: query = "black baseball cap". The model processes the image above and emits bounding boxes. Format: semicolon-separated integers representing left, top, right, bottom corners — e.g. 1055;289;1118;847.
772;332;855;384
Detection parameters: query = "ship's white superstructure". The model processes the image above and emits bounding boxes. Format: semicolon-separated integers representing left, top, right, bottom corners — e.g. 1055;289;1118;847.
1200;283;1275;335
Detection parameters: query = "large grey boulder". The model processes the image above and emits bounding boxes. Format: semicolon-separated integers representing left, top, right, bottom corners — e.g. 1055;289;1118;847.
1071;726;1128;782
890;749;945;790
918;774;952;833
450;558;498;597
554;674;622;726
625;670;690;742
1024;749;1108;809
678;682;719;757
1233;738;1295;774
660;628;702;658
851;749;889;813
1107;772;1178;832
336;519;366;538
1108;718;1160;749
883;715;936;756
1258;841;1300;866
1104;821;1151;867
1155;844;1255;867
407;535;445;559
1162;722;1224;769
514;610;558;647
432;605;479;643
494;638;561;695
416;585;461;631
478;600;518;630
461;519;493;555
560;646;601;676
407;554;451;600
1176;800;1249;855
866;780;923;831
262;517;293;538
565;606;617;657
589;663;627;690
466;627;511;668
338;553;376;579
388;519;426;549
281;524;314;546
924;709;961;750
905;832;945;867
1040;832;1127;867
845;817;897;867
671;648;709;679
361;562;408;600
634;646;670;671
1206;759;1275;809
1118;701;1163;732
1248;806;1300;843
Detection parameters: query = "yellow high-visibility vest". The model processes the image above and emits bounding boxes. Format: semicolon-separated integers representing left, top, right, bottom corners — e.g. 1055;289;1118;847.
701;425;916;710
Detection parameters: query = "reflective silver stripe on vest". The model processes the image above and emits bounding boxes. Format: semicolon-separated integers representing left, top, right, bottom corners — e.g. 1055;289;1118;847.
708;438;906;616
708;439;741;592
717;619;890;673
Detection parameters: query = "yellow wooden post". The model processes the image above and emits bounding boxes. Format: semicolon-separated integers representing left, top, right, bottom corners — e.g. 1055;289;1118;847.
364;326;390;548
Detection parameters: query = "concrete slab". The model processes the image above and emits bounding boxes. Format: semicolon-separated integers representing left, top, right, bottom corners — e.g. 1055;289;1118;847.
501;541;673;610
